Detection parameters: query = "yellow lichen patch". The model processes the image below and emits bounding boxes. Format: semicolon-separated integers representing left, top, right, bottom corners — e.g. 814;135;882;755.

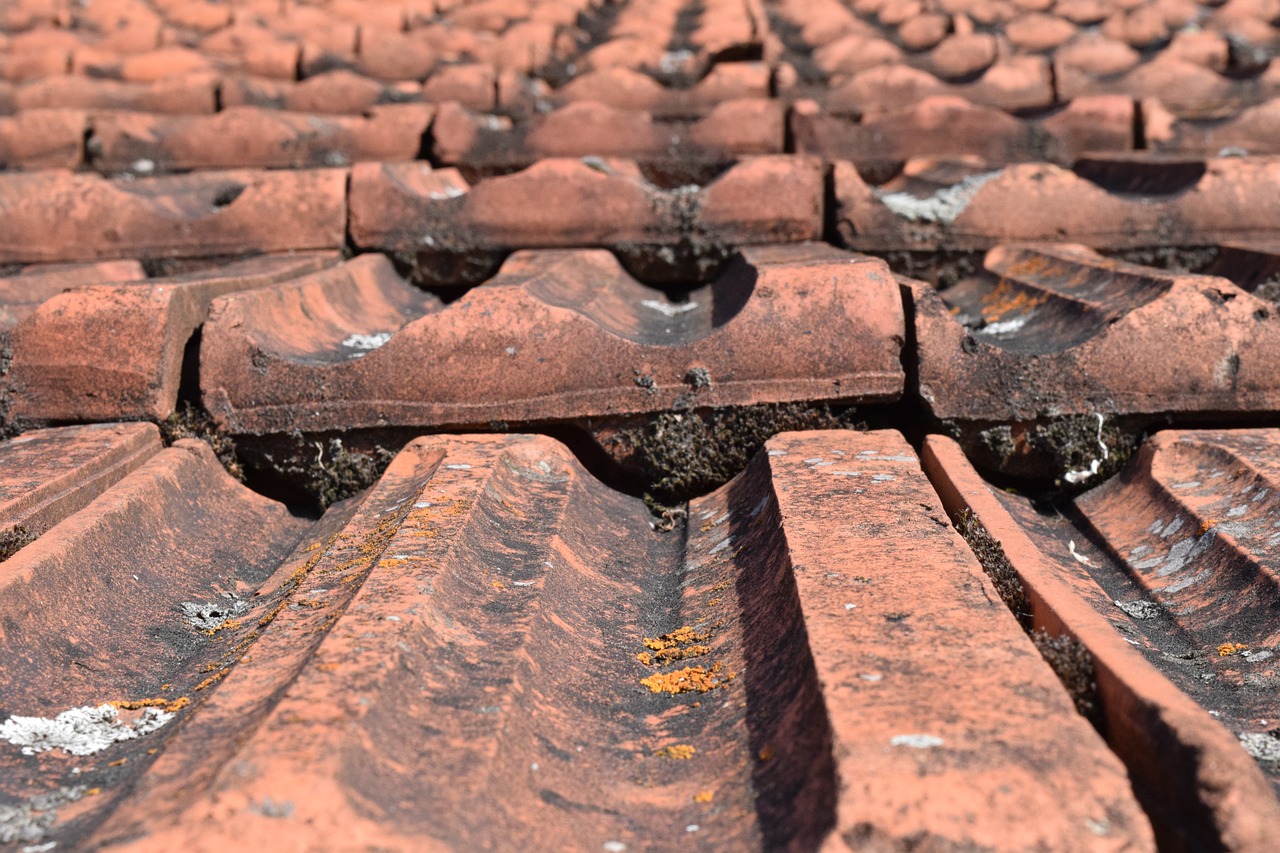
108;758;127;767
636;652;653;666
491;580;506;590
111;696;190;713
1218;642;1248;657
1198;518;1216;536
201;618;242;636
643;627;708;652
85;788;101;796
980;278;1047;323
194;670;228;692
694;790;715;803
641;662;733;694
653;744;696;760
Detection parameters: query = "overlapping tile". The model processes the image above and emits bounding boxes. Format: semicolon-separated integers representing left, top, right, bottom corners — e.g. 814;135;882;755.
200;245;903;435
923;431;1280;848
430;99;782;176
908;242;1280;476
791;95;1133;166
0;437;310;848
3;253;337;426
27;430;1154;850
349;156;823;282
0;168;346;262
836;156;1280;252
86;105;433;173
0;422;160;559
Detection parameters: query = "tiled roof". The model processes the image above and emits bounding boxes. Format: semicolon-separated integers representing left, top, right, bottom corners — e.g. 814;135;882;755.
2;1;1280;850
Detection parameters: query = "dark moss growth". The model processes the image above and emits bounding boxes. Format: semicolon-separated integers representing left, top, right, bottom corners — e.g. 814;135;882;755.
977;424;1016;461
256;435;397;511
0;524;36;562
634;402;862;508
1103;245;1219;275
159;404;243;481
1028;414;1138;489
955;510;1030;627
881;250;982;289
1033;629;1099;723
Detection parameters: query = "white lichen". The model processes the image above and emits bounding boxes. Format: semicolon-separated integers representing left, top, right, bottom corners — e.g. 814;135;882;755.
875;171;1001;224
342;332;393;351
890;733;944;749
1;705;173;757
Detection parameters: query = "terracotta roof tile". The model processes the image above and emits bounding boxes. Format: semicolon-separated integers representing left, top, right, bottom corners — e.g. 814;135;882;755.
348;156;823;273
200;246;903;434
35;431;1153;851
0;422;160;553
5;72;217;114
86;105;433;173
909;243;1280;468
792;94;1133;165
0;107;84;169
431;99;782;173
835;156;1280;251
0;438;310;849
1145;97;1280;155
0;167;347;262
220;70;424;114
0;259;144;330
4;253;337;426
922;431;1280;847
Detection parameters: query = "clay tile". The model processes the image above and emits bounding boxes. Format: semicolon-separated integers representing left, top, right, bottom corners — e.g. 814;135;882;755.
6;253;335;424
0;438;309;850
14;73;218;114
0;49;70;82
0;168;347;263
1167;29;1232;72
1004;12;1078;52
423;64;497;110
814;34;905;76
0;422;160;553
898;13;951;50
829;56;1054;113
907;243;1280;448
55;427;1149;849
836;156;1280;251
0;259;143;330
88;105;432;173
1055;0;1110;24
350;156;821;268
920;432;1280;850
793;94;1131;164
1101;6;1172;48
0;108;84;170
1054;32;1144;76
199;246;901;435
878;0;923;26
356;28;437;82
1147;97;1280;154
930;32;999;79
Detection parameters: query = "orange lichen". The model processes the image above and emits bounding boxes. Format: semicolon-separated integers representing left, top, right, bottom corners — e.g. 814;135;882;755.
1198;519;1216;536
201;618;242;636
643;627;707;651
694;790;715;803
653;744;696;760
491;580;506;589
980;278;1048;323
1218;642;1248;657
636;652;653;666
85;788;101;796
108;758;127;767
111;696;190;713
641;662;733;694
758;744;774;762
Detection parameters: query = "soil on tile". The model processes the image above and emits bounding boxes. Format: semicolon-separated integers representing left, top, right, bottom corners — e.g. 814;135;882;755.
0;524;36;562
159;403;243;481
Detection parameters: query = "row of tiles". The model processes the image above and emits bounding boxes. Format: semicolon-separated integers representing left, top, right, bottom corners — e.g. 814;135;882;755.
12;155;1280;266
6;0;1280;118
5;241;1280;477
1;0;759;86
11;94;1280;176
0;421;1276;849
